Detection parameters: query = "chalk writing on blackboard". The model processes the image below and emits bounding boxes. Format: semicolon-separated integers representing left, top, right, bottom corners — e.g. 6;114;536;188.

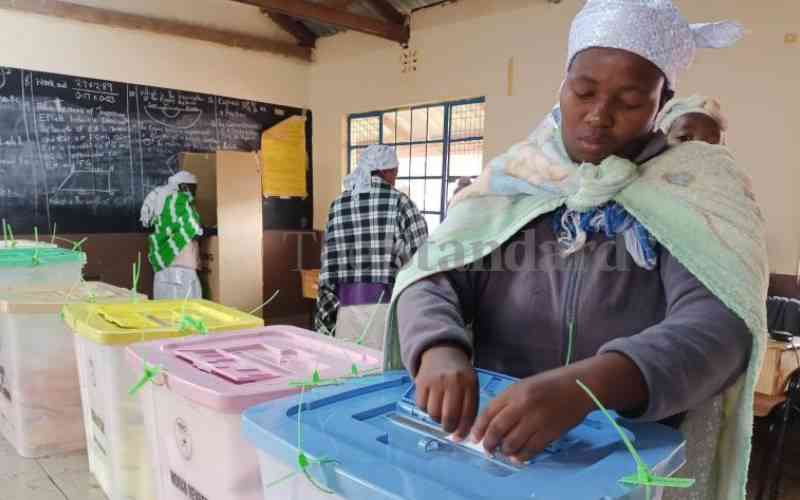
0;66;312;233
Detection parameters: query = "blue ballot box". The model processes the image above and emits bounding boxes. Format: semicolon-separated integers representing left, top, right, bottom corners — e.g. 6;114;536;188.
242;370;687;500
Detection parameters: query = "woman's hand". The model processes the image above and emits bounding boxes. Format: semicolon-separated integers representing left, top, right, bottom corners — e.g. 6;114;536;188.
469;367;593;464
415;344;478;440
470;353;648;464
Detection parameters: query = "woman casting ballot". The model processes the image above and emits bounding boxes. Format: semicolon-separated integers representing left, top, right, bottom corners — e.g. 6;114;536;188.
384;1;766;499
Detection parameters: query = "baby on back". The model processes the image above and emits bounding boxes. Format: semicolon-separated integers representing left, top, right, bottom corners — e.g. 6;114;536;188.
657;95;727;146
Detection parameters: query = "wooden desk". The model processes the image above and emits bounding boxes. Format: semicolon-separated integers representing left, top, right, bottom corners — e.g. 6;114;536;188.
754;340;799;416
754;392;787;418
757;339;800;396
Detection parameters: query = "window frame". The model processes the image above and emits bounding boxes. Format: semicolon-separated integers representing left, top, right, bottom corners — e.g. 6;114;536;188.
347;96;486;225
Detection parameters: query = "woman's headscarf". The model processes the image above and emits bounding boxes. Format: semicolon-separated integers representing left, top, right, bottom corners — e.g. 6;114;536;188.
140;171;197;228
343;145;399;195
567;0;745;88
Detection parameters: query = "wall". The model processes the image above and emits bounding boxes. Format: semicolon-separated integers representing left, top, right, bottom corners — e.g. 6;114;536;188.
309;0;800;274
0;0;309;106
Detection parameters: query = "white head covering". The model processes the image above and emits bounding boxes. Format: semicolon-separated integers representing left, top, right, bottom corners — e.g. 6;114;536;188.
343;145;400;194
567;0;745;87
168;170;197;187
140;170;197;228
656;94;728;134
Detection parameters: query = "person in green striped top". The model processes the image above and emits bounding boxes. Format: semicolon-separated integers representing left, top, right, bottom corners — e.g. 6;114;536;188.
140;171;203;299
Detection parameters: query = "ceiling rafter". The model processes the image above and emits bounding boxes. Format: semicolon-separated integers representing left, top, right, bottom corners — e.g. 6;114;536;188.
265;11;318;47
0;0;311;61
235;0;409;44
364;0;406;26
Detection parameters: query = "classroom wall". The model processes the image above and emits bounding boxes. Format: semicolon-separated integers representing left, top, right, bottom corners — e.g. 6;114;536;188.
0;0;309;106
309;0;800;274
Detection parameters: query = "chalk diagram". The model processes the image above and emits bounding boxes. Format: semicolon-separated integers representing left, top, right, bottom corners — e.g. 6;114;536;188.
53;140;116;196
53;102;117;197
143;92;203;129
138;90;210;201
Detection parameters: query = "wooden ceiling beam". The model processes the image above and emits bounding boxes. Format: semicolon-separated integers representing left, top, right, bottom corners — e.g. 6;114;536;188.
0;0;312;61
266;12;318;47
365;0;406;26
235;0;409;44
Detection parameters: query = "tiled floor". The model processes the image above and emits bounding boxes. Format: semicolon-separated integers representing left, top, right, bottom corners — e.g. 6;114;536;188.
2;427;800;500
0;438;104;500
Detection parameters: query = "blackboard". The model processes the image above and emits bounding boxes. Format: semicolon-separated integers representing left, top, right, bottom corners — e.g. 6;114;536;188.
0;66;313;233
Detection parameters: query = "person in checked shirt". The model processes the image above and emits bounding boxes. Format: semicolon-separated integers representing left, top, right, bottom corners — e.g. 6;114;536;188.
316;144;428;349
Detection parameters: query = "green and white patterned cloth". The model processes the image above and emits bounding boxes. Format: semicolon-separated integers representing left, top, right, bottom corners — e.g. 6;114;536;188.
147;192;203;273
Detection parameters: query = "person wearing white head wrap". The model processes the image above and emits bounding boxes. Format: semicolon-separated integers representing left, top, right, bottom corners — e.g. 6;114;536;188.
140;171;198;228
556;0;743;167
343;144;400;194
141;170;203;300
316;143;427;348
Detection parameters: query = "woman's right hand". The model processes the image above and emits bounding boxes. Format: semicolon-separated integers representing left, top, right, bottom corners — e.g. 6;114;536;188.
415;345;478;440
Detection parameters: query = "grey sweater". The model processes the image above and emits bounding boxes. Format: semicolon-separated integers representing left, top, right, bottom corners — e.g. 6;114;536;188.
397;215;752;422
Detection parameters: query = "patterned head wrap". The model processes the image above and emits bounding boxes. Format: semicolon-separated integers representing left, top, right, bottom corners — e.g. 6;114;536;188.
567;0;745;87
343;145;400;194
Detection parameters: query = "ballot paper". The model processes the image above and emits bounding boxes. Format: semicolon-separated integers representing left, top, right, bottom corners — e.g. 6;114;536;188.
448;435;490;455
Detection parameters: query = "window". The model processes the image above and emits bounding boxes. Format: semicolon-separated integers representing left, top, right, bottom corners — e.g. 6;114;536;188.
348;98;485;230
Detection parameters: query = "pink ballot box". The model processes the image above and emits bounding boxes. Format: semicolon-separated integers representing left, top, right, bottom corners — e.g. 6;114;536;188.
126;325;381;500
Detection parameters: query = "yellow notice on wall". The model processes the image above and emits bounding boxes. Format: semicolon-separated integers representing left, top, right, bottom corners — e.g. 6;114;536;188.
260;115;308;198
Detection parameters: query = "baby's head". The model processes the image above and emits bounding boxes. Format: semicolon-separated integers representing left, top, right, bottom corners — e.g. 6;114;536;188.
657;95;727;146
667;112;723;146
